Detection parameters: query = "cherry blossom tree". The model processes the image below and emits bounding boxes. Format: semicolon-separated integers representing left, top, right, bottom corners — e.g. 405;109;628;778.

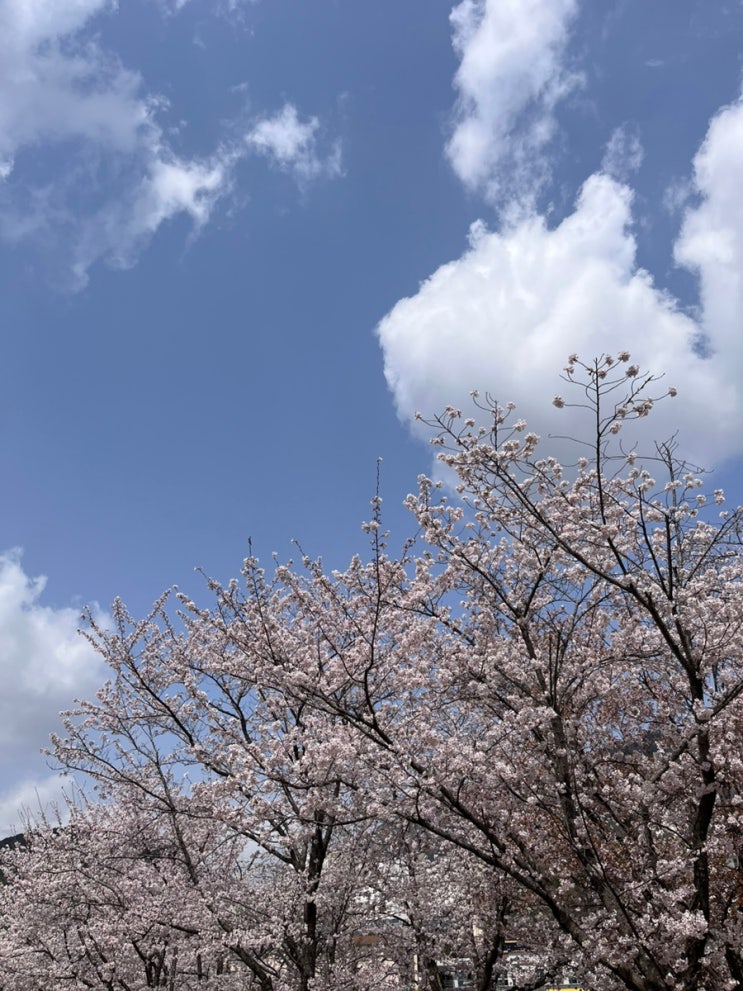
0;797;256;990
279;353;743;991
3;354;741;991
46;587;418;991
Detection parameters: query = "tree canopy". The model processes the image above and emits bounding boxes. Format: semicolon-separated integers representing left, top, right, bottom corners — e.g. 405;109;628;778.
2;355;742;991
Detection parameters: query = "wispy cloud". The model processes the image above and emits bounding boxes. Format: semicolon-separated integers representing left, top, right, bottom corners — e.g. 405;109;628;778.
601;124;644;182
0;0;234;287
246;104;343;184
0;2;339;289
68;151;236;285
0;0;150;167
155;0;257;13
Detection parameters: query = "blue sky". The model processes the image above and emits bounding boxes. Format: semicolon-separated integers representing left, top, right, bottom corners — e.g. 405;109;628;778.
0;0;742;830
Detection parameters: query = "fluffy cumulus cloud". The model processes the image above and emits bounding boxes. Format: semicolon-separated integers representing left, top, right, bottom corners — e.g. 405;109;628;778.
446;0;580;205
377;9;743;471
0;550;107;832
0;1;338;288
378;98;743;469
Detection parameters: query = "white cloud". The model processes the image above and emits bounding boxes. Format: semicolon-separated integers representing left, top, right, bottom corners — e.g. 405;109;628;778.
129;154;231;235
246;104;343;184
601;125;644;182
0;0;234;286
0;550;107;831
674;95;743;389
0;550;106;760
0;0;150;164
376;164;742;469
402;4;743;470
67;151;235;287
446;0;580;206
0;3;337;287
